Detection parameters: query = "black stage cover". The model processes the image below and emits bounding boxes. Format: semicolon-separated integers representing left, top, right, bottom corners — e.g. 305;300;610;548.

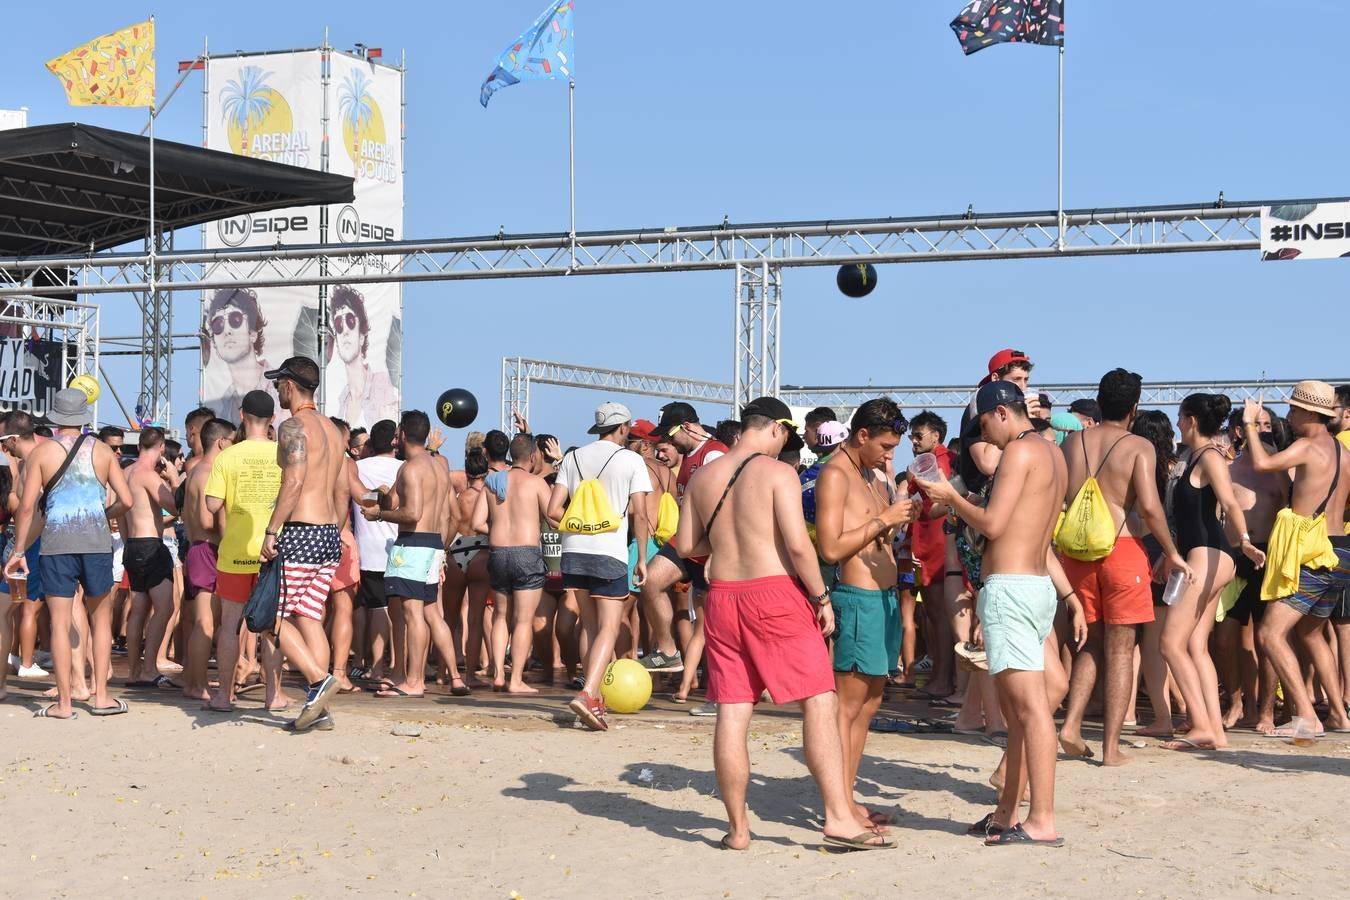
0;122;354;257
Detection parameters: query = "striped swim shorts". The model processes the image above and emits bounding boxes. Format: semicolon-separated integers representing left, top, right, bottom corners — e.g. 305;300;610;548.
277;523;342;622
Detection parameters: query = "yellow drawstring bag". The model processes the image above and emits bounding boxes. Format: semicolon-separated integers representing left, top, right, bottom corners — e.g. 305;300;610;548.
1056;436;1127;562
1260;509;1338;601
560;449;626;535
653;491;679;545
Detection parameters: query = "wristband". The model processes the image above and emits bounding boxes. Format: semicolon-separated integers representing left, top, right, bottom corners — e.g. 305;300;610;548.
812;589;831;606
264;529;278;537
1058;590;1077;603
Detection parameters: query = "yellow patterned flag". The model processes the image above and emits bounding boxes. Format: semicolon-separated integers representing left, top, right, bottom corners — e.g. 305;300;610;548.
46;20;156;108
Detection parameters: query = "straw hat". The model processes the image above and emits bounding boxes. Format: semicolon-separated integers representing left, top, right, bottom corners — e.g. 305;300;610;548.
1287;380;1336;418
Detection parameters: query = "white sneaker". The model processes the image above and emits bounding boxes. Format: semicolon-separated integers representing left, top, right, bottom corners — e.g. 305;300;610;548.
7;653;19;670
17;664;48;678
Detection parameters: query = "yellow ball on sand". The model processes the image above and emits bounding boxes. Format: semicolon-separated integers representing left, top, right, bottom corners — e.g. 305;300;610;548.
600;658;652;714
68;374;100;404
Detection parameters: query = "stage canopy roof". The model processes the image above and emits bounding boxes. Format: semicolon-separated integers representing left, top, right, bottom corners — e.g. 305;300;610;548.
0;123;354;257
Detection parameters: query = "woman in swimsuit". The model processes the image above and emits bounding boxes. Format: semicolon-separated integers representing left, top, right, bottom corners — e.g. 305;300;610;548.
1160;394;1266;752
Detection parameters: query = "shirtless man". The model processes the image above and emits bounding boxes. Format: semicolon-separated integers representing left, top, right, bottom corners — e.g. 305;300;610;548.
673;396;891;851
814;398;914;828
917;381;1068;845
475;432;550;693
1056;369;1191;765
6;390;133;718
365;410;461;699
121;427;184;688
260;357;350;731
180;418;234;701
1246;383;1350;737
1220;414;1289;732
182;407;216;476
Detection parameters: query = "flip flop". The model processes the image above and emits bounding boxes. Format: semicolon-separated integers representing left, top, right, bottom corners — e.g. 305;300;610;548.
88;699;129;717
718;834;745;851
984;823;1063;847
151;675;180;690
337;684;363;694
927;698;958;709
450;683;472;697
870;717;929;734
668;694;688;704
1159;738;1215;752
124;680;157;689
823;832;895;851
966;812;1005;838
34;704;78;719
374;686;422;699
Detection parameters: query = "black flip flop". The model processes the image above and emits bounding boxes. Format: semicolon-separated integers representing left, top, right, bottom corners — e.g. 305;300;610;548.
966;812;1005;837
450;683;472;697
984;823;1063;847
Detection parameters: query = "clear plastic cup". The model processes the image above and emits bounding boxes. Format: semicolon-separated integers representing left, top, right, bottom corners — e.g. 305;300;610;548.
1289;717;1318;748
909;453;941;483
1160;570;1186;606
7;572;27;602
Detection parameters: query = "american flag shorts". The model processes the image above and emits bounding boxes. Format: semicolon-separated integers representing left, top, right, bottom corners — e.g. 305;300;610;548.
277;523;342;622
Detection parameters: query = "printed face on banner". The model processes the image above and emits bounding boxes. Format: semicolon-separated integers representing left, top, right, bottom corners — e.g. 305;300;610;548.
324;53;404;429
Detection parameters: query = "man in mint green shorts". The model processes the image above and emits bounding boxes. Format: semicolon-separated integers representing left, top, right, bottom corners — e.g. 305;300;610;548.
815;398;915;830
916;380;1070;847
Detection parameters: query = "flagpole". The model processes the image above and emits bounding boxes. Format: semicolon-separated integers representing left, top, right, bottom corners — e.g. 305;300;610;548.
1056;42;1064;252
568;78;576;269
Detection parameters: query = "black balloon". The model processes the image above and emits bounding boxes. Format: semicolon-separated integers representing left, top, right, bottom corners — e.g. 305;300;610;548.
836;263;878;298
436;388;479;428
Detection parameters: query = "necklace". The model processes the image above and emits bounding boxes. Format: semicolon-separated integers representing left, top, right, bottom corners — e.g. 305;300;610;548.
843;448;890;548
291;401;317;415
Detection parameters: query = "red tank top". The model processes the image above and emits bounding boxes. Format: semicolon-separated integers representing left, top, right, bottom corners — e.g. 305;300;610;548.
677;439;729;499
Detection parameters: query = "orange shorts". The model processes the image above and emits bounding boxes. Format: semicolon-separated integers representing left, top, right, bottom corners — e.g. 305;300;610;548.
216;570;259;604
1059;536;1154;626
331;529;360;592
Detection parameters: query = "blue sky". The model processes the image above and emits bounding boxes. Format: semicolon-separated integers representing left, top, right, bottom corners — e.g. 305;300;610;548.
5;2;1348;463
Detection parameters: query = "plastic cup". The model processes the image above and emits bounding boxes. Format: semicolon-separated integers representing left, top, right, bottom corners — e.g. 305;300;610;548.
1289;717;1318;748
357;491;380;509
1160;570;1186;606
909;452;941;483
7;573;27;602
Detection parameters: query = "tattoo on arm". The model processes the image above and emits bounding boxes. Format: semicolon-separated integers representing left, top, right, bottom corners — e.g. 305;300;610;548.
278;419;308;467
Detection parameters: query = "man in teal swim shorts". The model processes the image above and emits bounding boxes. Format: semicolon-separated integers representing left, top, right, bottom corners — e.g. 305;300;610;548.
815;398;915;831
916;380;1070;847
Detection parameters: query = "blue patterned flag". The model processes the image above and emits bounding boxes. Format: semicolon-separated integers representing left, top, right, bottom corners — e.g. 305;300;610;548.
480;0;575;107
950;0;1064;55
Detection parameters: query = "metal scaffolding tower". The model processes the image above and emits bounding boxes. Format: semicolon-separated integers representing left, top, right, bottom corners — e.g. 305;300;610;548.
500;356;1346;429
0;196;1332;420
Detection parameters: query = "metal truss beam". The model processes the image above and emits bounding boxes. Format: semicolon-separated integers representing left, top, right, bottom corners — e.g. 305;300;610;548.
501;356;1348;428
0;197;1314;297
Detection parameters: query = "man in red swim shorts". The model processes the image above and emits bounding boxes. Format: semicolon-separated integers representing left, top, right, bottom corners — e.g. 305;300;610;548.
1055;369;1191;766
673;396;892;853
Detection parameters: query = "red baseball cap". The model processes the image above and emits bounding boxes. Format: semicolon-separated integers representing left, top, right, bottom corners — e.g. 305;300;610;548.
628;419;659;442
979;348;1033;386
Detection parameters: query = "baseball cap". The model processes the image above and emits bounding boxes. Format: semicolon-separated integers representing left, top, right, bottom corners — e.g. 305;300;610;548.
654;401;699;437
264;356;320;391
241;390;275;419
815;421;850;450
1049;412;1083;446
628;419;659;442
975;380;1026;417
979;348;1033;386
741;396;804;451
587;401;632;435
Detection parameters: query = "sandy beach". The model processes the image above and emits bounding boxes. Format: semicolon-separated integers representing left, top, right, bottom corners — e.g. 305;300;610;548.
0;674;1343;899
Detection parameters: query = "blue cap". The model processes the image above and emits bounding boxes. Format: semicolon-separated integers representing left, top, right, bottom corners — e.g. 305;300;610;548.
975;380;1025;416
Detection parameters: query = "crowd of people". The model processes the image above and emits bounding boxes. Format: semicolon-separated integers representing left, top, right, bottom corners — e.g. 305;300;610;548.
1;350;1348;852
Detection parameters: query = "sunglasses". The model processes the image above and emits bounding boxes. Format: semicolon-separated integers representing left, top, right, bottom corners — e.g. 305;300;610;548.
332;311;358;333
210;310;246;334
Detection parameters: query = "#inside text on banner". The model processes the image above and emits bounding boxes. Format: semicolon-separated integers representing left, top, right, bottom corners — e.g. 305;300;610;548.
1261;201;1350;261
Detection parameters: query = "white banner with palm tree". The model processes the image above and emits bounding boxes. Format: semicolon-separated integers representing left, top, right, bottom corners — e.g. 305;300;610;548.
201;51;322;423
324;52;403;428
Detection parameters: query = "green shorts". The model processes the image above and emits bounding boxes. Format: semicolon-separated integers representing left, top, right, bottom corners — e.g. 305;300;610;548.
830;583;900;677
628;537;659;594
976;574;1055;675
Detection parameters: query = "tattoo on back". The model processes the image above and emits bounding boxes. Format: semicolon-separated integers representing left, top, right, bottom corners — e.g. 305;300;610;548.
279;418;308;467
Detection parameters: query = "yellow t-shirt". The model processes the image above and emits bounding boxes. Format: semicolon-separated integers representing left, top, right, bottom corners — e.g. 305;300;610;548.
205;438;281;574
1338;431;1350;453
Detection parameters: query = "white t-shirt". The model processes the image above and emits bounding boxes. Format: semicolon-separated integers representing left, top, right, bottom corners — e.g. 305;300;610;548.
556;440;652;565
354;455;403;572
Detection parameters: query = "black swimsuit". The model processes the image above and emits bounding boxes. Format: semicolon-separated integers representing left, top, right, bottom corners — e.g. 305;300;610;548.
1171;447;1231;559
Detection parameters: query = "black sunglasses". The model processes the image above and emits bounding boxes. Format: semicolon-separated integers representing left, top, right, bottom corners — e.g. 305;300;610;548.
210;310;245;334
333;311;358;333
